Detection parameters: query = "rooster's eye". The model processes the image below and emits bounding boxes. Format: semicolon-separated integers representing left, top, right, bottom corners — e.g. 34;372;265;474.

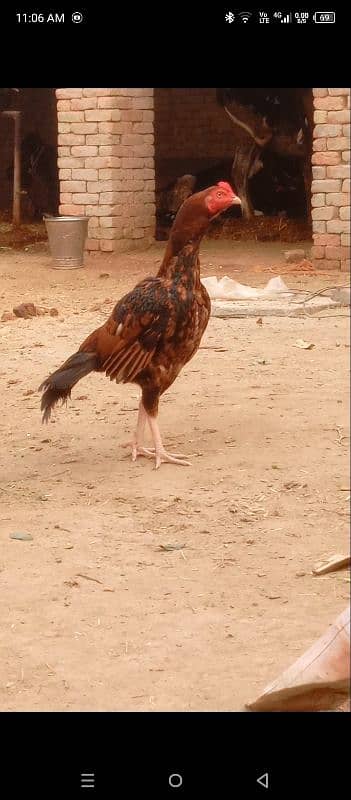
216;192;223;198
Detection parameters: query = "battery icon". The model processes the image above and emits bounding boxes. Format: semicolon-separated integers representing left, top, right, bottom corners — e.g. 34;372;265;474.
313;11;335;22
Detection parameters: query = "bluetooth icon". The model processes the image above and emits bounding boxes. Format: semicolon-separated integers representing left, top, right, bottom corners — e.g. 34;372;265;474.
225;11;235;23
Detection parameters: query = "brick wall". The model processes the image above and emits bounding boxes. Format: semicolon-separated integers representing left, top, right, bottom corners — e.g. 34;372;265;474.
311;88;350;271
154;88;237;160
56;88;155;252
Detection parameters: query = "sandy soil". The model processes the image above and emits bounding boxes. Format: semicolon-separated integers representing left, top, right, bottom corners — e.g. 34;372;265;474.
0;239;349;711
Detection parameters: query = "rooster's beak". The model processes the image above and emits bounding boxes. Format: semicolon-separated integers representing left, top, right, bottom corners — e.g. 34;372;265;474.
232;196;242;206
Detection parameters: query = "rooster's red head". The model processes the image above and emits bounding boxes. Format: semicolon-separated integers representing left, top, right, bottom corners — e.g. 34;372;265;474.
205;181;241;216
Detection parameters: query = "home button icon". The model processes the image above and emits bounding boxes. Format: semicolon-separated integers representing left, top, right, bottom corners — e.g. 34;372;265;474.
169;773;183;788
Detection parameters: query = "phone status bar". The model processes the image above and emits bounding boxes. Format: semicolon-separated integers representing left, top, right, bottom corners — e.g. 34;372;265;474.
224;10;336;24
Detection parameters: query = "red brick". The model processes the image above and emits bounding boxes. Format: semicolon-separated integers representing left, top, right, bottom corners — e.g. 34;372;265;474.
58;157;84;168
312;233;340;246
96;122;117;134
70;98;98;110
99;192;118;204
121;157;144;168
59;169;71;180
58;133;85;146
340;206;350;220
86;205;113;216
311;206;336;219
57;100;71;111
85;157;121;168
98;146;121;156
72;193;99;204
142;111;154;122
83;134;112;146
83;89;124;97
312;166;326;179
59;204;85;214
118;180;145;192
341;233;350;246
85;110;114;122
314;97;346;110
326;219;349;233
311;138;326;151
312;179;340;192
114;99;133;111
56;88;83;99
60;181;86;192
97;97;121;109
340;260;350;271
71;123;98;134
328;88;350;95
326;165;349;178
342;151;350;162
122;111;143;122
58;123;71;134
70;146;98;157
108;122;132;135
327;137;349;150
58;111;84;122
98;169;119;180
133;97;154;110
327;110;350;124
100;241;115;252
342;124;350;137
87;181;114;193
314;124;342;138
325;245;350;260
313;89;328;97
314;111;328;124
132;122;154;133
326;192;349;206
98;217;115;227
312;221;326;233
57;146;70;157
132;145;154;157
312;152;341;165
60;193;72;203
311;193;325;207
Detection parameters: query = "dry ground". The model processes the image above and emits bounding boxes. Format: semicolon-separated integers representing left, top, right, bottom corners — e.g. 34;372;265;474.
0;239;349;711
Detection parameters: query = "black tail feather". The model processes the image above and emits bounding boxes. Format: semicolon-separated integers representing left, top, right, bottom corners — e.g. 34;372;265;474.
39;351;98;423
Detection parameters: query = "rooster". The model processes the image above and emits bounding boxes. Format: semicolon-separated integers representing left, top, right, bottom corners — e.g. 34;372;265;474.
39;182;241;468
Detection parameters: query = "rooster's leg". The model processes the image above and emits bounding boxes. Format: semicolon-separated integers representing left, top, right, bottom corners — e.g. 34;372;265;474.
147;414;191;469
122;400;154;461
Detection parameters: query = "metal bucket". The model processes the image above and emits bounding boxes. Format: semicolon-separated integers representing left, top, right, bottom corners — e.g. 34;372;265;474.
44;215;89;269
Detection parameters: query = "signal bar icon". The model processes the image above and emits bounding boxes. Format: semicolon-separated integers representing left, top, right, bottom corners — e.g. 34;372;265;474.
281;12;292;23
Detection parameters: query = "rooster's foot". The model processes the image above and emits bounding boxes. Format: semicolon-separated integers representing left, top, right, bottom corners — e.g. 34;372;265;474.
154;449;191;469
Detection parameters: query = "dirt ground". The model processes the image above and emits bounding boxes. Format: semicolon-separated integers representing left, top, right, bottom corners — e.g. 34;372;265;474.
0;238;349;711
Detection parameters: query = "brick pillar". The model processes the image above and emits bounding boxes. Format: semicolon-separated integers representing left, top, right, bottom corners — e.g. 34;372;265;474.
56;88;156;253
311;88;350;271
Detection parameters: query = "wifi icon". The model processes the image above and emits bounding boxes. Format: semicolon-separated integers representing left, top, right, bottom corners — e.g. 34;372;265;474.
239;11;252;22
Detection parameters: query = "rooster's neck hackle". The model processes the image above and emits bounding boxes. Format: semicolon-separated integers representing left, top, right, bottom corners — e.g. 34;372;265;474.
157;197;210;279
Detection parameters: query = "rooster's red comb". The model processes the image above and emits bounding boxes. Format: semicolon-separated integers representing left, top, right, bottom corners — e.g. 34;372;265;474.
217;181;235;193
